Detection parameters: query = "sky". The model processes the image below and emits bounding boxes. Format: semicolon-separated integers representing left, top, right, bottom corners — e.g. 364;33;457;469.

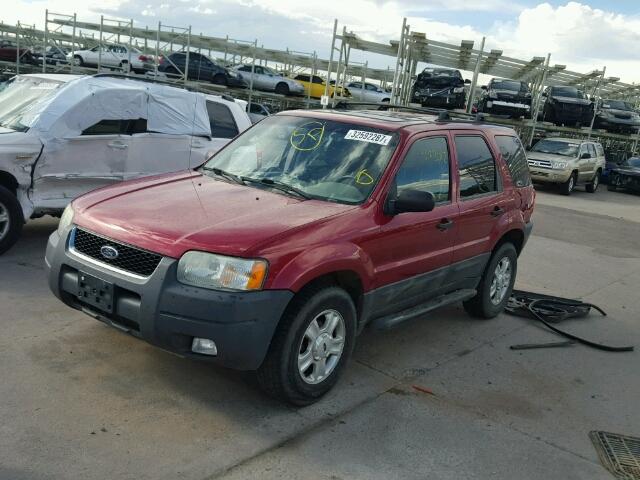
5;1;640;84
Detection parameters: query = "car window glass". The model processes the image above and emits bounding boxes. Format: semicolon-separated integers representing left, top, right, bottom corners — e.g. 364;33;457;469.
587;144;596;157
350;82;361;89
206;102;239;139
454;135;497;198
312;76;324;84
127;119;148;135
82;120;124;135
495;135;531;187
579;144;589;157
596;144;604;156
395;137;450;203
295;75;308;82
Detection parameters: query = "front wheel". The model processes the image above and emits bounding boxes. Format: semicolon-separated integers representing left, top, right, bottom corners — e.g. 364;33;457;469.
72;55;84;67
561;172;577;195
257;286;356;406
586;170;600;193
0;185;24;255
274;82;290;95
464;242;517;319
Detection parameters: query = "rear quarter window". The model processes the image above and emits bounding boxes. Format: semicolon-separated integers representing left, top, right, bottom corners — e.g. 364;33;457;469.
494;135;531;187
206;101;239;139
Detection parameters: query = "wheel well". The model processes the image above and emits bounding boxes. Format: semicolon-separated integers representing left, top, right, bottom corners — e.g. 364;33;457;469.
495;229;525;255
0;171;18;195
295;271;364;317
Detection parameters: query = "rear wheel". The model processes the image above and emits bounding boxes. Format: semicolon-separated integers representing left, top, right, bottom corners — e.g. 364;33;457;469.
586;169;601;193
274;82;290;95
72;55;84;67
257;285;356;406
0;185;24;255
561;172;577;195
463;242;517;319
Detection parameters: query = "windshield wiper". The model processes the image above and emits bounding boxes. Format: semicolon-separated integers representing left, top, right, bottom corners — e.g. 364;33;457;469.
242;177;311;200
202;166;245;185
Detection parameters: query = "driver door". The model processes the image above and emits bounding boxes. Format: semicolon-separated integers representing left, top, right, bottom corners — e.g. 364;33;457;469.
577;144;592;182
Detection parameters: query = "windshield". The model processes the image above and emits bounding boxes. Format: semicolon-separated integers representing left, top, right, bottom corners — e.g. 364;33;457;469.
417;69;462;87
551;87;585;99
602;100;634;111
531;139;580;157
202;115;399;204
0;76;63;132
492;80;524;91
626;157;640;168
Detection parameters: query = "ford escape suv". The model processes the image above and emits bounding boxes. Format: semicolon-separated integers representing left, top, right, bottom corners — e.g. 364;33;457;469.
46;110;535;405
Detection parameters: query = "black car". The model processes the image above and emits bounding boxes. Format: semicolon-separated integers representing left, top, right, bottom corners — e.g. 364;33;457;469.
607;157;640;192
158;52;247;87
411;68;469;109
594;99;640;134
478;79;532;118
539;86;593;127
33;47;69;65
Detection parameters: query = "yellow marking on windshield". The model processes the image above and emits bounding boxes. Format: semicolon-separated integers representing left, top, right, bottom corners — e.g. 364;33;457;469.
290;122;325;151
355;169;375;185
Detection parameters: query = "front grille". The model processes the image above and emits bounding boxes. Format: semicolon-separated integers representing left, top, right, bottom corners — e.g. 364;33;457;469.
71;228;162;277
528;159;552;169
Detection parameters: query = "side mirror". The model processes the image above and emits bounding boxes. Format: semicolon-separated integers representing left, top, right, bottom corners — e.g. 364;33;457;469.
481;85;488;90
389;189;435;215
580;153;591;159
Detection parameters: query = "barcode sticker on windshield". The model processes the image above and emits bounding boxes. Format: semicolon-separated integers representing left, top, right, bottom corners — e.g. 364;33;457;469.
344;130;392;145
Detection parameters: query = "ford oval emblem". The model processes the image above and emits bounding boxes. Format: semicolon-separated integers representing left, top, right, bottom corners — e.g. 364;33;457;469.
100;245;119;260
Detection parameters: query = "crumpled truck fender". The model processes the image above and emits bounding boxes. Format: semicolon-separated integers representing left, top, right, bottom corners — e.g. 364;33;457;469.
0;132;43;219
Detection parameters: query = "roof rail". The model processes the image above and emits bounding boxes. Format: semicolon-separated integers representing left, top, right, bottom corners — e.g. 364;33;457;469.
332;101;495;124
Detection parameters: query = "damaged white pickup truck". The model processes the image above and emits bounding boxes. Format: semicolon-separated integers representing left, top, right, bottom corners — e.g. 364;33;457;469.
0;73;251;253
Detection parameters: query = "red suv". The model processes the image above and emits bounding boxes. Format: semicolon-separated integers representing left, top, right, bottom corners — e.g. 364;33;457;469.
46;109;535;405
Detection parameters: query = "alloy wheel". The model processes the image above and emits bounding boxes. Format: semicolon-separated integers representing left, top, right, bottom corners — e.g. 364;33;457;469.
489;257;512;305
0;201;10;241
297;309;346;385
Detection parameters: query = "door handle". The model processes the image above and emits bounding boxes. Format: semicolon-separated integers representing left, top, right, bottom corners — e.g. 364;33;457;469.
490;206;504;217
107;142;128;150
437;218;454;231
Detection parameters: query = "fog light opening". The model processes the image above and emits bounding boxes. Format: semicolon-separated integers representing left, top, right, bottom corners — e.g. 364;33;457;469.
192;338;217;356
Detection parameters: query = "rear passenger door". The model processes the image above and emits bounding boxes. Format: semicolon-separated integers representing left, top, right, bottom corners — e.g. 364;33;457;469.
372;134;459;316
451;133;511;277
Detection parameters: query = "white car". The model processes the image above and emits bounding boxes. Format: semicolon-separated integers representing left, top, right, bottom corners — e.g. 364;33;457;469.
345;81;390;103
230;64;305;96
0;74;251;253
69;45;155;73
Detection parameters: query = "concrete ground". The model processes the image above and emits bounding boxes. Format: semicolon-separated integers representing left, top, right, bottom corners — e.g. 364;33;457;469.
1;186;639;480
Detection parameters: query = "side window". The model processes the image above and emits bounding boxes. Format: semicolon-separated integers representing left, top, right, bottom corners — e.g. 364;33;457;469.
206;102;239;139
587;144;596;157
366;84;377;91
395;137;450;203
579;144;589;157
312;76;324;84
596;144;604;157
454;135;497;198
82;119;147;136
295;75;308;82
495;135;531;187
350;82;361;89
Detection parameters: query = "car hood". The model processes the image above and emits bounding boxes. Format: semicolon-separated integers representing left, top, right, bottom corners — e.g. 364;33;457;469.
527;152;575;162
73;170;355;259
550;96;591;106
613;166;640;176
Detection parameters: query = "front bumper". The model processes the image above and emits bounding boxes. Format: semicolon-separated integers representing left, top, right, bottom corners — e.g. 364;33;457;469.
415;92;465;108
228;76;249;88
529;167;572;184
45;227;293;370
594;117;640;132
485;100;530;116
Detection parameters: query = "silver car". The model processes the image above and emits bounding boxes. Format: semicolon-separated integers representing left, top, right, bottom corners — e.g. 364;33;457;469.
346;82;390;103
231;65;304;96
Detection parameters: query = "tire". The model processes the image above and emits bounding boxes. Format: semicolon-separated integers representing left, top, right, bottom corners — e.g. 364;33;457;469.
586;169;601;193
561;172;577;196
274;82;290;95
0;185;24;255
382;98;390;103
607;176;617;191
73;55;84;67
119;61;129;73
257;285;357;406
212;74;228;86
463;242;518;319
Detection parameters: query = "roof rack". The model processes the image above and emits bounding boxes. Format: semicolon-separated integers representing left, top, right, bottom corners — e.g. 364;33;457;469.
332;101;498;124
91;73;237;103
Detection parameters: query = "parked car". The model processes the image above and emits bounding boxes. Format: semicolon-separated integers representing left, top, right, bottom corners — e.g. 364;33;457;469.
230;64;304;95
158;52;246;87
527;137;604;195
46;108;534;405
345;81;390;103
33;46;69;65
0;73;251;254
477;79;532;118
538;86;593;127
593;99;640;134
246;102;271;124
69;44;154;73
607;157;640;192
411;68;469;109
0;40;36;64
293;74;350;98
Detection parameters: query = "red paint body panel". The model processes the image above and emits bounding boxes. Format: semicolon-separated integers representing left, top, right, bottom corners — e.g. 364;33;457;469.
71;110;535;295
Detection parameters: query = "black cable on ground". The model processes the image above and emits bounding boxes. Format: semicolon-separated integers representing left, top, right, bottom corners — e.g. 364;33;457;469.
505;290;634;352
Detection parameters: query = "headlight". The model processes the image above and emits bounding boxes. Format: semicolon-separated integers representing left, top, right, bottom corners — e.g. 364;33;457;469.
552;160;568;169
57;204;74;235
177;251;268;291
453;87;465;93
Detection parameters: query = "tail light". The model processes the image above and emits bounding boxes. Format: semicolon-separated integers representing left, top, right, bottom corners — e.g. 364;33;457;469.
138;55;148;62
157;55;165;65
